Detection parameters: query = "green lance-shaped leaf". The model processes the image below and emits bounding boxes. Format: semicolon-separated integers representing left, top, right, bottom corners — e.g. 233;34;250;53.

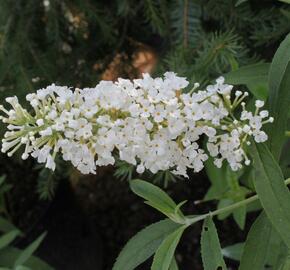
200;216;227;270
251;143;290;249
14;232;46;267
239;212;272;270
204;156;228;201
151;226;185;270
235;0;248;7
222;242;244;261
210;165;248;230
279;254;290;270
224;63;270;100
0;176;5;186
169;258;179;270
0;217;18;233
130;180;183;221
0;246;53;269
235;0;249;6
113;219;181;270
268;33;290;160
233;205;246;230
0;230;20;249
15;266;31;270
217;199;233;220
225;167;248;230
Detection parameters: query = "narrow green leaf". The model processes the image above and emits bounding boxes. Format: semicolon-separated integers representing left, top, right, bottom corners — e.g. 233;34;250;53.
0;247;52;269
251;143;290;249
169;258;179;270
113;219;181;270
174;201;187;216
201;216;227;270
217;199;233;220
224;63;270;100
246;199;261;213
0;176;5;187
0;217;18;234
239;212;275;270
265;228;286;268
239;212;287;270
281;9;290;19
130;180;178;217
213;166;247;229
268;33;290;160
14;233;46;267
278;254;290;270
144;201;176;219
225;167;248;229
233;205;246;230
222;242;244;261
228;55;239;71
279;0;290;4
151;226;185;270
272;243;289;270
204;156;228;201
235;0;248;6
0;230;20;250
15;266;31;270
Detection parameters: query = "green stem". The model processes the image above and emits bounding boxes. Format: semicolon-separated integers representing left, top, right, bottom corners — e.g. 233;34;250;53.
185;177;290;226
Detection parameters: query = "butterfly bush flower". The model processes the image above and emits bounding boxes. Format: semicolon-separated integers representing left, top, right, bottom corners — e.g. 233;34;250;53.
0;72;273;177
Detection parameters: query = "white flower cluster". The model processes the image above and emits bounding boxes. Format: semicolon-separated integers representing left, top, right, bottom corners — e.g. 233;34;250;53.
0;73;273;177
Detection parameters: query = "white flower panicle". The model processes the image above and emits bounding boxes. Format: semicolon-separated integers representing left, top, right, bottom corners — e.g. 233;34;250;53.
0;72;273;177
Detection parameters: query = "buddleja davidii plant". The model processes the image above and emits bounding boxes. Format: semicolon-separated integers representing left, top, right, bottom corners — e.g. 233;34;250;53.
226;31;290;269
112;179;229;270
113;32;290;270
0;178;52;270
109;152;288;270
